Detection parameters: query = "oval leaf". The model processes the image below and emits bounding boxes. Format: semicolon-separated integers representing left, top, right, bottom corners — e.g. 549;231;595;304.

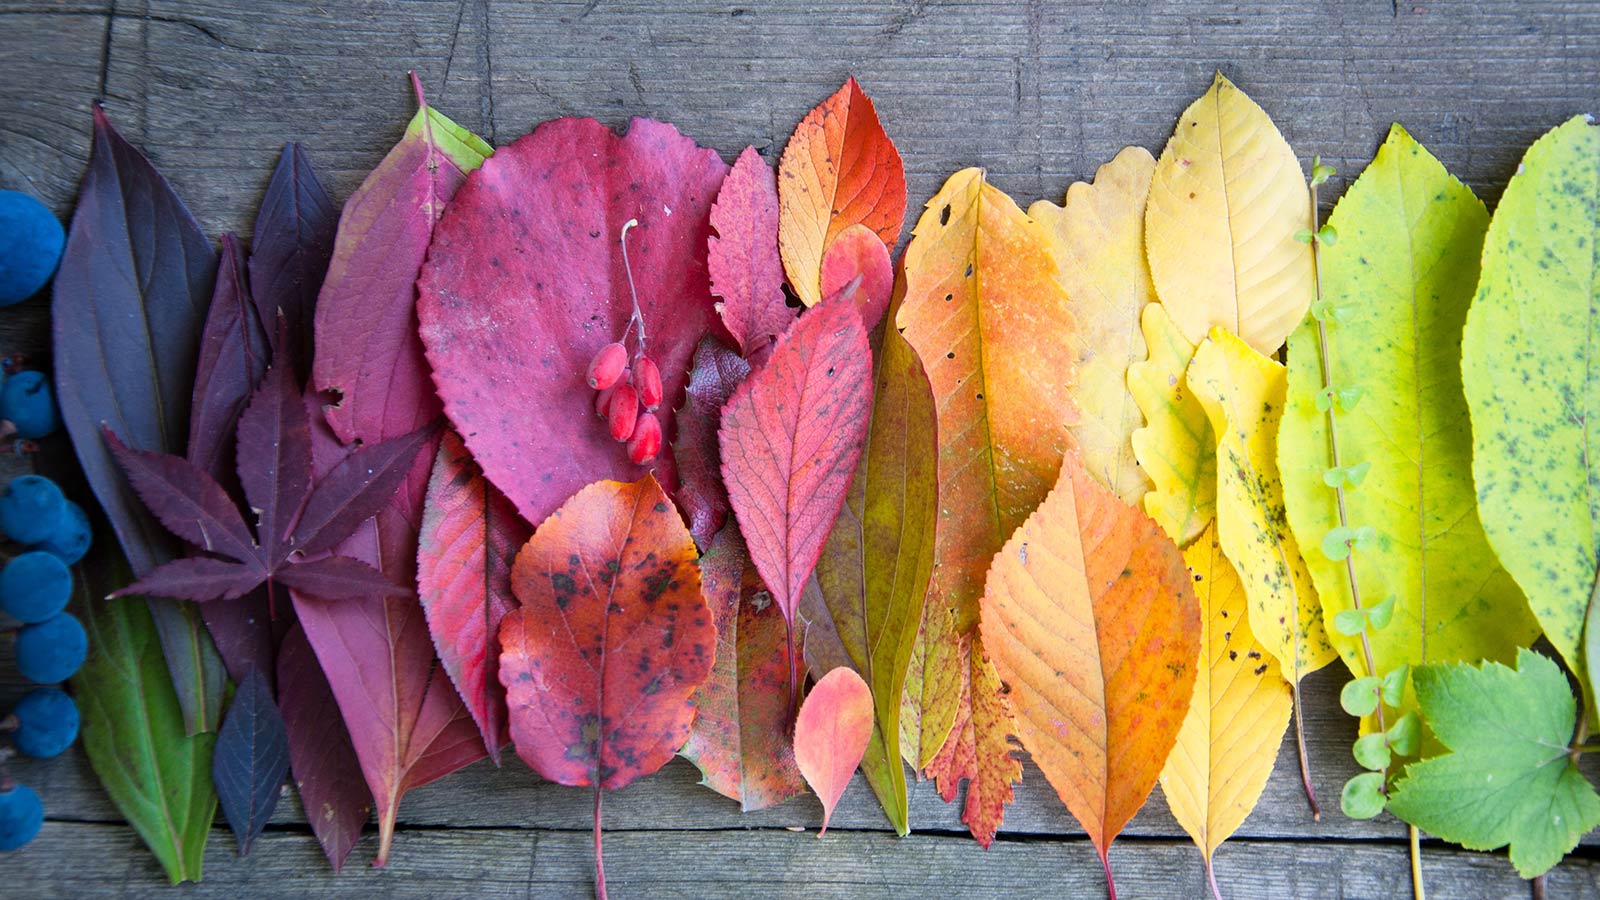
212;667;290;856
793;667;874;835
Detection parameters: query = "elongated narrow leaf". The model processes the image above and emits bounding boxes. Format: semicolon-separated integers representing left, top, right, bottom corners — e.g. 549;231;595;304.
1188;329;1335;685
1461;115;1600;692
418;430;530;762
500;474;715;788
681;527;805;810
53;104;224;733
672;338;752;551
793;667;875;834
896;167;1077;842
710;146;793;359
979;453;1200;890
1129;303;1216;546
778;78;907;308
1159;524;1291;883
74;543;217;883
187;232;269;488
290;421;438;558
1028;146;1156;503
121;556;267;602
1145;73;1313;355
899;606;962;770
235;346;312;565
213;668;290;856
1280;126;1538;734
102;430;258;565
802;290;935;835
720;298;873;625
278;622;370;873
249;141;337;378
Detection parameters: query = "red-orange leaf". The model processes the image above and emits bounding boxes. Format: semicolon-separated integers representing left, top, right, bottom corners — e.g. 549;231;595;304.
418;430;531;763
818;223;894;331
793;666;874;834
709;146;792;360
923;637;1022;848
778;78;907;308
719;298;873;630
979;453;1201;898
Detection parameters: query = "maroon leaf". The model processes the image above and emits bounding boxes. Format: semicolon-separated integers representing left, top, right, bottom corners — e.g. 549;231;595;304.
275;555;413;602
250;142;337;380
278;622;370;873
122;556;267;602
291;420;438;558
102;429;258;564
417;116;731;528
671;337;751;551
236;346;312;565
709;146;793;359
418;430;529;763
188;232;270;490
200;589;284;690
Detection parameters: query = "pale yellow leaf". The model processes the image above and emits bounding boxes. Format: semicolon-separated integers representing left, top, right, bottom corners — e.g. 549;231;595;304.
1129;303;1215;546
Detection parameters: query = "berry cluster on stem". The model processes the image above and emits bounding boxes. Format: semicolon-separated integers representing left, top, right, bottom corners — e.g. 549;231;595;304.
587;219;664;466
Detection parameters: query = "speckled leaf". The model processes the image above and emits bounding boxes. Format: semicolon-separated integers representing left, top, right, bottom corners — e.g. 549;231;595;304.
499;474;714;790
671;337;751;551
681;527;805;810
923;640;1022;849
1460;115;1600;696
1129;302;1216;547
793;667;875;834
710;146;793;359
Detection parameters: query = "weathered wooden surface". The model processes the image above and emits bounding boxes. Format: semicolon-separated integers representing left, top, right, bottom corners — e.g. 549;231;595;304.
3;0;1600;897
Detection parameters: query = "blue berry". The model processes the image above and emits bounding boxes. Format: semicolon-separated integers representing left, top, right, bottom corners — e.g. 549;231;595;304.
15;612;87;684
9;688;79;758
0;371;58;439
30;500;90;565
0;190;64;307
0;551;71;623
0;475;65;545
0;783;43;851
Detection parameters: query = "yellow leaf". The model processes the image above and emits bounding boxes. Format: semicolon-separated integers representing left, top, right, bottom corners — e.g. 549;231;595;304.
1145;73;1314;356
1028;146;1156;505
1159;524;1292;886
1187;328;1334;683
1129;303;1216;545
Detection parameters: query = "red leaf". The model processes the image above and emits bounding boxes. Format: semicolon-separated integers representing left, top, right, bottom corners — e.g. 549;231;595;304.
418;430;530;763
818;223;894;331
719;298;873;626
679;527;805;810
670;337;751;551
122;556;266;602
709;146;793;359
418;117;731;528
278;622;371;873
249;142;337;381
924;644;1021;848
102;428;258;564
793;666;874;834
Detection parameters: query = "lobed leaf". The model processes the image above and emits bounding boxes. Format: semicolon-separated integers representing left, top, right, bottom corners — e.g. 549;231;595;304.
1128;303;1216;546
709;146;793;359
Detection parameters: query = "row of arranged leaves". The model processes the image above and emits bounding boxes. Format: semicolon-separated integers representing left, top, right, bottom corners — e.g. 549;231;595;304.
48;71;1598;898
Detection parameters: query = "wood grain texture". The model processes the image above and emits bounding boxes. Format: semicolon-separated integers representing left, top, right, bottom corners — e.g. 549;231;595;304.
4;0;1600;894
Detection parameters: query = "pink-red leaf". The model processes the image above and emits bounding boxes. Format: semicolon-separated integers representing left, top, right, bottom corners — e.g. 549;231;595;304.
102;429;257;564
418;430;530;763
793;666;874;834
671;338;751;551
277;622;370;873
719;298;873;624
417;117;730;528
709;146;793;359
499;474;713;789
818;223;894;331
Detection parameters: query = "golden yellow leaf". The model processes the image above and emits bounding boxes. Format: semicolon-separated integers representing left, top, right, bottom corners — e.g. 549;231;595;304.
1128;303;1216;546
1028;146;1156;504
1159;524;1292;889
1145;73;1313;356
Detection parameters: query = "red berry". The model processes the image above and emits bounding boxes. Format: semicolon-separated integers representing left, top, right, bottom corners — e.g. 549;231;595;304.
587;342;628;390
607;384;639;441
633;357;663;410
628;412;662;465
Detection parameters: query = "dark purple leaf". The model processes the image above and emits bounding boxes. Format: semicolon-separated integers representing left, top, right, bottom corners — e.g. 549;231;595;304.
274;555;412;601
187;233;270;491
53;104;225;733
278;622;370;872
250;143;337;381
213;667;290;856
236;350;312;565
291;421;438;558
102;428;258;564
672;337;751;550
118;556;266;602
201;590;284;689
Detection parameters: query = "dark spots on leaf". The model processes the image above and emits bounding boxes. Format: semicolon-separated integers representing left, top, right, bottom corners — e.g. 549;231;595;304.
940;204;952;226
1228;650;1238;661
1253;664;1269;676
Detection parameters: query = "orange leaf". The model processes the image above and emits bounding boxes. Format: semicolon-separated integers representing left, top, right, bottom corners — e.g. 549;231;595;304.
793;667;874;834
979;453;1201;894
778;78;907;308
924;636;1022;848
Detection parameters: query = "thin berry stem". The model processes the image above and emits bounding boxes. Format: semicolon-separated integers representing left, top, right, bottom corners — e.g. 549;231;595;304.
619;219;647;355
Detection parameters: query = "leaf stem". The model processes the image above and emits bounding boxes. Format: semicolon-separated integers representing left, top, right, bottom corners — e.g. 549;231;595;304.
784;616;799;730
1289;676;1321;820
1410;825;1426;900
1101;848;1118;900
1206;854;1224;900
594;785;608;900
1532;874;1547;900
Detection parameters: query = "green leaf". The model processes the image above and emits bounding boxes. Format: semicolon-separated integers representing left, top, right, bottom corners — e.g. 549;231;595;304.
1388;649;1600;878
1380;664;1409;708
1342;771;1387;819
1279;124;1539;740
1387;711;1421;757
803;309;937;836
1332;607;1367;637
1353;732;1391;770
74;542;218;883
1461;116;1600;705
1366;595;1396;631
1341;676;1381;717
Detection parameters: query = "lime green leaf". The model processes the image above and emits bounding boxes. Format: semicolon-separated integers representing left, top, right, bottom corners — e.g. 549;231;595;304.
1342;771;1386;819
1387;711;1421;757
1380;665;1409;708
1280;125;1539;740
1341;677;1381;717
1353;732;1391;771
1460;116;1600;704
1389;650;1600;878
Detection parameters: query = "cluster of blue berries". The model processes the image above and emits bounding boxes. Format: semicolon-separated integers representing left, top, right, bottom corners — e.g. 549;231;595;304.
0;189;77;853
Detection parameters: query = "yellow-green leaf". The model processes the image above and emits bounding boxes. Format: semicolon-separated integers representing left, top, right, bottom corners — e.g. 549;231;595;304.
1145;73;1314;355
1028;146;1156;504
1129;303;1216;546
